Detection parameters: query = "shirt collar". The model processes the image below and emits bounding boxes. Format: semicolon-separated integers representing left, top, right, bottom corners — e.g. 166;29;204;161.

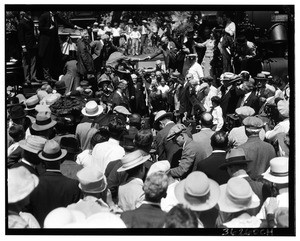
46;169;61;173
142;201;161;207
212;150;226;153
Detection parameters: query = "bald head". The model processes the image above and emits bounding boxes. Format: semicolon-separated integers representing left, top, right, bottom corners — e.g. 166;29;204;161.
200;112;213;128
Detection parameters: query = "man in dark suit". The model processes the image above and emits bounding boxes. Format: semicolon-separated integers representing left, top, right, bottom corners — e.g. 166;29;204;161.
18;11;39;84
26;140;81;227
38;11;80;82
153;111;182;168
120;172;168;228
236;79;260;114
109;79;130;111
195;131;230;185
147;36;178;73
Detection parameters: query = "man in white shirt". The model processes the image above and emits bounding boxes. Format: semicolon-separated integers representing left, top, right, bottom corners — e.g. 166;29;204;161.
111;22;121;47
129;26;141;56
187;54;204;83
91;116;125;173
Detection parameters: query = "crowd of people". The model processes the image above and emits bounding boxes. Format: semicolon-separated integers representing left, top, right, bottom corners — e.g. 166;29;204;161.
6;10;291;230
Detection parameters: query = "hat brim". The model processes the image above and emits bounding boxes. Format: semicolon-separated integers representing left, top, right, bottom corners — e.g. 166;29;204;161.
78;182;107;193
8;174;39;203
38;149;68;162
174;178;220;211
217;183;260;213
117;154;150;172
153;112;173;130
24;106;37;111
31;120;57;131
262;167;289;184
81;105;104;117
219;159;252;170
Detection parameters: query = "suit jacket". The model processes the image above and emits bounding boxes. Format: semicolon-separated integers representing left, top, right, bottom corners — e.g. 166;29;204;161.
18;18;37;49
219;85;243;116
195;151;230;185
77;38;95;75
236;91;260;114
120;203;166;228
27;170;82;226
153;122;182;167
38;11;74;61
109;91;130;110
192;128;215;157
239;136;276;180
169;139;207;179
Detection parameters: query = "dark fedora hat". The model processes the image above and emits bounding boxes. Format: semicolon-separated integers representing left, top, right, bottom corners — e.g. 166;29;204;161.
219;148;252;170
9;105;26;120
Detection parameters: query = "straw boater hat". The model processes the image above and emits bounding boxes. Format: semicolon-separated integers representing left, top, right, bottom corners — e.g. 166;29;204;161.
81;100;103;117
31;112;57;131
77;166;107;193
43;207;86;228
262;157;288;184
218;177;260;213
38;139;67;162
8;166;39;203
153;110;173;130
219;148;252;170
19;135;47;154
175;171;220;211
235;106;255;118
117;150;150;172
24;95;39;111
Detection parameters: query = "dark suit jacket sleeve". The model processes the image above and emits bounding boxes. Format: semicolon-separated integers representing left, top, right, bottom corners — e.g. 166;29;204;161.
169;146;195;178
148;49;163;60
18;22;26;46
154;132;167;160
55;13;75;29
39;13;51;33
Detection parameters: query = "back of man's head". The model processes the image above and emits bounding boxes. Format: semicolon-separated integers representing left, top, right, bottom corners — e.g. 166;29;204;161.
200;112;213;128
143;172;168;203
210;131;228;150
164;204;198;228
108;116;125;141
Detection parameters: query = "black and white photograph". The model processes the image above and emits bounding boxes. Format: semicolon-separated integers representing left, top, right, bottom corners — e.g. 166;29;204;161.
3;2;295;236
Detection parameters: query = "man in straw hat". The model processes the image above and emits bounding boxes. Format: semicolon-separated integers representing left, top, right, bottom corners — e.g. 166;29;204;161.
120;171;168;228
239;116;276;180
75;100;104;151
174;171;221;228
26;139;81;227
10;135;47;176
216;177;261;228
8;166;40;228
167;123;207;180
153;110;181;167
29;111;57;140
219;148;265;212
256;157;289;222
228;106;265;147
7;125;25;167
67;166;112;218
117;150;150;211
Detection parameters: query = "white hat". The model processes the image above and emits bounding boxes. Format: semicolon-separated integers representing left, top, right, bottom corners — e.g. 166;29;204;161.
117;150;150;172
218;177;260;213
147;160;170;177
262;157;288;184
8;166;39;203
81;100;103;117
77;167;107;193
44;207;86;228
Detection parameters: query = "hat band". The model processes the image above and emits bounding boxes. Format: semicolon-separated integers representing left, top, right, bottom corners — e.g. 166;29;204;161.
122;156;145;169
41;150;62;159
36;118;52;126
226;156;246;162
80;179;107;193
184;191;210;205
86;106;99;115
226;189;251;206
270;171;288;177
